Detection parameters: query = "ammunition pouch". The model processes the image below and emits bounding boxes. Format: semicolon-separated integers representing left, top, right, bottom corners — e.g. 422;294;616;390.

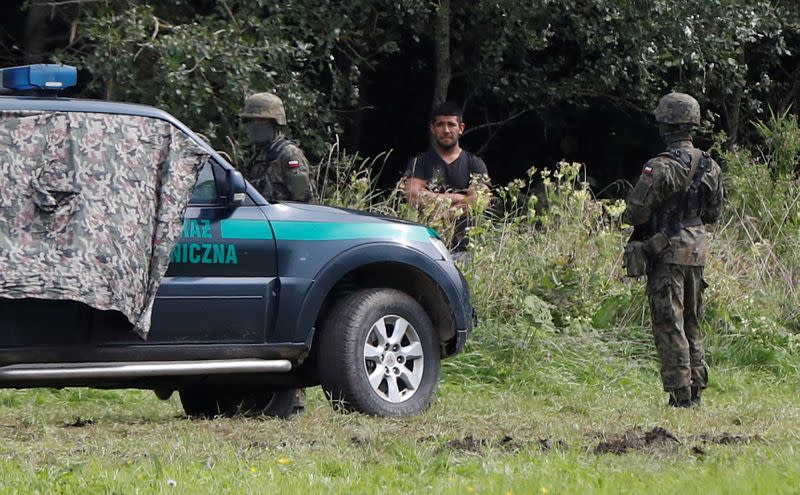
623;240;650;278
624;231;673;278
644;232;670;259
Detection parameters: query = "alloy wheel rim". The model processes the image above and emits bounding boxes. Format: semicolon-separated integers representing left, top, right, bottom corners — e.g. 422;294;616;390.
362;314;424;403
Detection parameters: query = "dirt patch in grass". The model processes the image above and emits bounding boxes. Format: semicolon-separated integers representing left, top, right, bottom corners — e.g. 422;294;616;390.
62;417;95;428
691;433;760;445
594;426;679;455
433;434;568;455
445;435;488;453
538;437;569;452
594;427;763;455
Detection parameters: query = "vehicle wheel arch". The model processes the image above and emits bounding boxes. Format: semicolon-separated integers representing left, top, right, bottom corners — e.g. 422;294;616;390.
312;261;457;354
294;243;462;359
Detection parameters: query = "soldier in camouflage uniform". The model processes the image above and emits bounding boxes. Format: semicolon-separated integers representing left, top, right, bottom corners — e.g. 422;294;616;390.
241;92;315;202
624;92;724;408
240;93;313;410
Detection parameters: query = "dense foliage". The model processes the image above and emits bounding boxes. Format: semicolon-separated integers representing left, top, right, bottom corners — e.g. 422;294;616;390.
47;0;800;180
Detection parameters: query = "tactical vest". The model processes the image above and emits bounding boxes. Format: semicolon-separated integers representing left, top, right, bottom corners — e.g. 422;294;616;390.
650;147;711;237
252;136;294;166
251;137;294;201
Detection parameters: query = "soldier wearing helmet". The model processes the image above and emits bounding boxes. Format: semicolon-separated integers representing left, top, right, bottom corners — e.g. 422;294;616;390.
241;92;315;202
623;92;724;408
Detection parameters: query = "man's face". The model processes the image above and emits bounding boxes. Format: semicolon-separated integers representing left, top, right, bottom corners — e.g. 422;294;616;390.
430;115;464;150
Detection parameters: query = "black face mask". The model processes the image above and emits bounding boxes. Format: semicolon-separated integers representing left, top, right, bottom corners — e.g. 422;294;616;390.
246;122;277;145
658;123;692;144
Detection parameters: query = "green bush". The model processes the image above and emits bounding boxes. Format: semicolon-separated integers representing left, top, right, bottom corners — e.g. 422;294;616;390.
703;110;800;371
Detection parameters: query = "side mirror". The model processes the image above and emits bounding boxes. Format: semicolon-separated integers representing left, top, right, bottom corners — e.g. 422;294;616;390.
225;169;247;207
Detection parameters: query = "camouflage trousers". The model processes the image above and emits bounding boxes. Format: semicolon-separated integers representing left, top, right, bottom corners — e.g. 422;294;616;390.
646;262;709;393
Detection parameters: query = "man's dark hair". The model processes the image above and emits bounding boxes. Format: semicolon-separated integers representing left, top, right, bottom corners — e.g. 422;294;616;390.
430;101;463;124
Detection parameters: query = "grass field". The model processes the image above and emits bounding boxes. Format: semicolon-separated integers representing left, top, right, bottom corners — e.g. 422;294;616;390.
0;321;797;494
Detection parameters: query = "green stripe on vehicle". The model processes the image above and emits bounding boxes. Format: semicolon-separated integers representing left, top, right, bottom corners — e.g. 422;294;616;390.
219;219;273;240
272;221;431;242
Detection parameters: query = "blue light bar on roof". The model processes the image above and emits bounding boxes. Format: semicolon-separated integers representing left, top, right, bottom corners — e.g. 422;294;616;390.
2;64;77;92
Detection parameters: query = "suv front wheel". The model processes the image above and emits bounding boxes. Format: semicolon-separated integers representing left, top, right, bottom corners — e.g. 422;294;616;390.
318;288;440;416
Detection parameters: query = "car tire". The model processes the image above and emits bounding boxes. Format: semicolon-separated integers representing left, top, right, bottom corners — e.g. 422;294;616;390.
179;388;220;418
318;288;440;417
179;387;306;419
229;388;306;419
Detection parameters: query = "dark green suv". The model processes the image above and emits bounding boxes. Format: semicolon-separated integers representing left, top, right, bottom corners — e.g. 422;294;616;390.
0;65;475;418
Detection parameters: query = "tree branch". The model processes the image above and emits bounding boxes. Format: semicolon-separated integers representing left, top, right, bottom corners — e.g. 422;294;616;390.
462;109;530;137
36;0;104;5
476;123;502;156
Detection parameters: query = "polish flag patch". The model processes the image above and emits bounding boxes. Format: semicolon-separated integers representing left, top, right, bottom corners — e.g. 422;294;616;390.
642;165;653;175
288;160;301;168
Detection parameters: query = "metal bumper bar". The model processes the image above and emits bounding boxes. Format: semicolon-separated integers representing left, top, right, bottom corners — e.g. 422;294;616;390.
0;359;292;381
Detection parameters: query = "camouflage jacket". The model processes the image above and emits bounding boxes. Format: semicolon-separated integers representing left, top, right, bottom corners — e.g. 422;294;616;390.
624;140;723;266
249;136;315;202
0;111;208;337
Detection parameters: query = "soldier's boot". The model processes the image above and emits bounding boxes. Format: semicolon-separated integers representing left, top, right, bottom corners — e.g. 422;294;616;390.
667;387;693;408
690;386;702;408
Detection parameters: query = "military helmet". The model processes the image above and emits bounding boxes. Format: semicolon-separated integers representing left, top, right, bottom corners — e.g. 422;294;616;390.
654;92;701;126
240;92;287;125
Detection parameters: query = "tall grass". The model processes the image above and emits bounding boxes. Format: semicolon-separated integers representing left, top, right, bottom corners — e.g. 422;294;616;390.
317;115;800;379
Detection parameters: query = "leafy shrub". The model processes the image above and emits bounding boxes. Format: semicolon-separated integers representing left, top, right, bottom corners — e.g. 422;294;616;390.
703;110;800;371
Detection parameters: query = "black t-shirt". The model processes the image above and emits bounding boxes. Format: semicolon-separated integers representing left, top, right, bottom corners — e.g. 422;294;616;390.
405;149;489;193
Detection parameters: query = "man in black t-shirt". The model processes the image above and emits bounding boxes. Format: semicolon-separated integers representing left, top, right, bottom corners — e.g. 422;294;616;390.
404;102;490;251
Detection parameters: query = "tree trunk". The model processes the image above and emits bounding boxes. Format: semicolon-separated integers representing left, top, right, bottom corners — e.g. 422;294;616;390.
726;88;742;149
432;0;451;107
719;85;742;150
24;1;50;64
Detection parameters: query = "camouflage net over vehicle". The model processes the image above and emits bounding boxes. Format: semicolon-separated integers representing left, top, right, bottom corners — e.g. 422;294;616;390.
0;111;209;337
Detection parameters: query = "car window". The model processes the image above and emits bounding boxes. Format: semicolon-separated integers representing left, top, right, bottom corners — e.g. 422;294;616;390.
189;160;218;205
